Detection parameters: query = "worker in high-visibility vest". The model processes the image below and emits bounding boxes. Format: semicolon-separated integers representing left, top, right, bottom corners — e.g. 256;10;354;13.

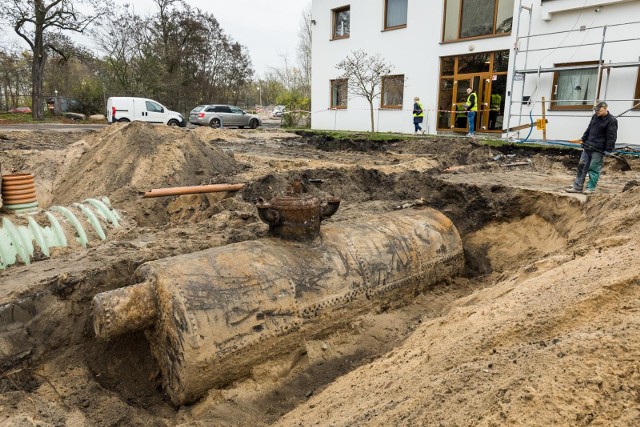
413;96;424;134
465;87;477;137
489;92;502;130
455;104;467;128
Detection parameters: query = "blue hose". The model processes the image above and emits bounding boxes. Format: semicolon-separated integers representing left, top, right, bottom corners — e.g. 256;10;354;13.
522;109;534;142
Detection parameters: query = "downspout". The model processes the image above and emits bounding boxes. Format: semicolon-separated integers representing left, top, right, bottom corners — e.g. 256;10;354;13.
516;4;533;138
595;25;608;105
603;66;611;100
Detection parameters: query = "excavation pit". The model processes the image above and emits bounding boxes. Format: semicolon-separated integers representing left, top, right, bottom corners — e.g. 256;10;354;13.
1;125;640;426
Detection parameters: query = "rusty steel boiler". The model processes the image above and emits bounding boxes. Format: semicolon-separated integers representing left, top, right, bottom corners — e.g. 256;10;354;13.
92;208;464;405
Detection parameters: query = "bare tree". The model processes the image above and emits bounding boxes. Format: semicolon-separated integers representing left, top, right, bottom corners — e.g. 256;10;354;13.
296;2;312;98
93;8;147;95
0;46;32;110
256;74;286;106
0;0;100;119
336;49;394;132
268;53;295;91
93;2;253;112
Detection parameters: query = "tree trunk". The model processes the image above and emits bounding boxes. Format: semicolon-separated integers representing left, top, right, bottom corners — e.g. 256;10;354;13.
1;84;7;110
369;99;375;133
32;17;46;120
32;56;45;120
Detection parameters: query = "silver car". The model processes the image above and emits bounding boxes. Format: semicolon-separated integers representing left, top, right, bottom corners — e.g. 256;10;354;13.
189;104;262;129
272;105;285;117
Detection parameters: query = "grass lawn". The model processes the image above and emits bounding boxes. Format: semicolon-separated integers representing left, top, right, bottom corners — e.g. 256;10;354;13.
0;112;102;125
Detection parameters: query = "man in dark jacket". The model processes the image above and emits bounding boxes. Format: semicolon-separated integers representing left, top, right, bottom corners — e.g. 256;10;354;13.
566;101;618;194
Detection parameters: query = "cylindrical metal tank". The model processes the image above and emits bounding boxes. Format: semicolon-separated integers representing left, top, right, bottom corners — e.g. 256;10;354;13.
92;208;464;406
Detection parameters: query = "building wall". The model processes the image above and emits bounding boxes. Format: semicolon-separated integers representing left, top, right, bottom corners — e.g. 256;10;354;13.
311;0;441;133
311;0;640;145
311;0;516;134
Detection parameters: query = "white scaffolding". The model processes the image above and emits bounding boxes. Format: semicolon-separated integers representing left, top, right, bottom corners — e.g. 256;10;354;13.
505;2;640;138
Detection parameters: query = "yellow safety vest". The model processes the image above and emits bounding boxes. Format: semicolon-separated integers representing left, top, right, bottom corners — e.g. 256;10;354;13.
490;94;502;111
466;92;477;112
413;101;424;118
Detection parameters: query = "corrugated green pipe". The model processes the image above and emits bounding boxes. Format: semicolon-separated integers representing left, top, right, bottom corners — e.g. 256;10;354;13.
0;197;121;270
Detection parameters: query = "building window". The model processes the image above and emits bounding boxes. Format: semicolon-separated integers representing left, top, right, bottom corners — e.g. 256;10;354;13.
332;6;350;40
551;62;599;110
381;75;404;108
331;79;348;109
443;0;514;42
385;0;408;30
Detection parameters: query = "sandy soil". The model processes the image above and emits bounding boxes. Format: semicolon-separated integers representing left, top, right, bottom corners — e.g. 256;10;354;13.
1;122;640;426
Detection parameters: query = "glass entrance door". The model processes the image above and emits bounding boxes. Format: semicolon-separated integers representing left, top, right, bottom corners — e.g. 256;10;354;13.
438;50;509;133
451;76;483;132
452;79;471;131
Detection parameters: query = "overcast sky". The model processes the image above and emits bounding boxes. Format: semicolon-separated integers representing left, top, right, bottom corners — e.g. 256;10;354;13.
2;0;310;77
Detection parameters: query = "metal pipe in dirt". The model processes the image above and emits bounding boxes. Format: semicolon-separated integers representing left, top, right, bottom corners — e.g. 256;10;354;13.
92;208;464;406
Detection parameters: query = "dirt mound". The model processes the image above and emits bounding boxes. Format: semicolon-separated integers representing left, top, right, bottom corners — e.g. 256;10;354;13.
52;122;240;225
190;126;235;142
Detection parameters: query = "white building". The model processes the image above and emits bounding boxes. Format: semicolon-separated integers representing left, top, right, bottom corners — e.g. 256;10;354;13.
310;0;640;145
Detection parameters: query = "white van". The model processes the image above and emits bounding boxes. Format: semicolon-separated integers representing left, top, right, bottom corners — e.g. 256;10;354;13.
106;97;186;127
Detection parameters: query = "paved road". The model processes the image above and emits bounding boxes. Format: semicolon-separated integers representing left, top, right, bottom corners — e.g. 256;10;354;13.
0;119;283;132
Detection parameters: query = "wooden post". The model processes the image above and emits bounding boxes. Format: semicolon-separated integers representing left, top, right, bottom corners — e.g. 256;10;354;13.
541;96;547;142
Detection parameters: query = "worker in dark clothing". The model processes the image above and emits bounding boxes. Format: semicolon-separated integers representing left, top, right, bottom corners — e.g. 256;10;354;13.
489;92;502;130
455;104;467;128
566;101;618;194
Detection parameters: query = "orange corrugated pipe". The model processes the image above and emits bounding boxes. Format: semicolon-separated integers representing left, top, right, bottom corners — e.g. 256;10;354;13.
1;173;38;206
142;183;245;198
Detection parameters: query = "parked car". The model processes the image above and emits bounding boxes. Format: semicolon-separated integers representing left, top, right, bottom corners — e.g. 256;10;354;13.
9;106;32;114
106;97;186;127
46;97;80;113
272;105;285;117
189;104;261;129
